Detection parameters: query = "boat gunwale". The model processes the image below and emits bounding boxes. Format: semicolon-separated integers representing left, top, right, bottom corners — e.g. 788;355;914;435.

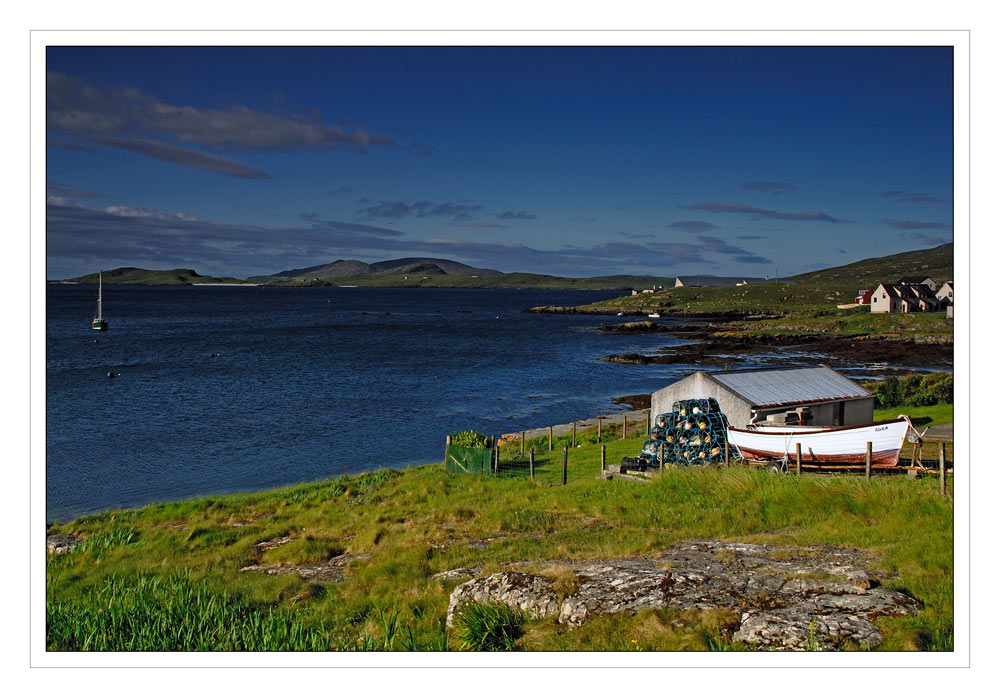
728;416;908;437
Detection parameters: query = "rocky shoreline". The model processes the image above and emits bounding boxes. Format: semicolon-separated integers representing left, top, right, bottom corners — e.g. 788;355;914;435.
599;332;953;369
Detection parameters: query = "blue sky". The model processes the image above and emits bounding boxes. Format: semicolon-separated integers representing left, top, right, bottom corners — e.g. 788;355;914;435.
45;46;954;280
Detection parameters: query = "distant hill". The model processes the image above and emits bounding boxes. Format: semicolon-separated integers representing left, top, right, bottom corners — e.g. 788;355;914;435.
248;257;501;283
791;243;954;288
66;267;248;285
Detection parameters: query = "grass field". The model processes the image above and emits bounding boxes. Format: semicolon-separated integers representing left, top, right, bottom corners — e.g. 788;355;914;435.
47;425;953;653
874;403;953;427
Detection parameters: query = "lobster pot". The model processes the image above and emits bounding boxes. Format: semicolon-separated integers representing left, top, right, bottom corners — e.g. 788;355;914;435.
642;406;730;466
672;397;721;416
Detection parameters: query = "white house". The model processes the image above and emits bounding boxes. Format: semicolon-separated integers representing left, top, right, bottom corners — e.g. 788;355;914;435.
936;281;954;304
897;276;938;292
870;282;941;313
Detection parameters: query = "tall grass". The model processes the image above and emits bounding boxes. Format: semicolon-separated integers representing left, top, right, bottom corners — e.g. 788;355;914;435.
452;602;526;651
47;571;331;651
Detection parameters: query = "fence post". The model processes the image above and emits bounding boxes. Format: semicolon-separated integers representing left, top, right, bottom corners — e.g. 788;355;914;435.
866;442;872;481
494;446;499;476
659;442;665;473
572;422;576;448
562;447;568;485
601;444;606;476
444;434;451;466
530;448;535;483
549;426;553;452
598;417;602;442
796;443;802;476
521;431;525;455
940;442;947;497
622;414;627;440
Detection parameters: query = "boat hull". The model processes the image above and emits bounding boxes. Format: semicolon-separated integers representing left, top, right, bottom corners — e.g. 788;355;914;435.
91;320;108;331
727;418;909;467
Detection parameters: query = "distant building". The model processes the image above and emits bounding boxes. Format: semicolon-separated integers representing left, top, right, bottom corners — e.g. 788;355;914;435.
650;365;874;429
855;289;873;305
936;281;954;304
870;282;941;313
897;276;937;292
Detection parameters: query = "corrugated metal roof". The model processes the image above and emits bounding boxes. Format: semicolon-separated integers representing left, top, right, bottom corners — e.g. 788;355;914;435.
708;366;871;408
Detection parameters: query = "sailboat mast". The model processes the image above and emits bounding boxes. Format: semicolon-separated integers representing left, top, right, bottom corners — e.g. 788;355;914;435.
97;271;103;319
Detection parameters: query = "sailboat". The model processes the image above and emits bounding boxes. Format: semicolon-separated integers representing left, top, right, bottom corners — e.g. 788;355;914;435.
91;272;108;331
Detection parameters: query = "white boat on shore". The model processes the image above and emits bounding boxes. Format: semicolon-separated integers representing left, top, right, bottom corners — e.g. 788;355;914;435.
727;417;910;467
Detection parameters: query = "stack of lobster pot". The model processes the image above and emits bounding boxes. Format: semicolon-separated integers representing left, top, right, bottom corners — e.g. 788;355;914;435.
640;398;730;466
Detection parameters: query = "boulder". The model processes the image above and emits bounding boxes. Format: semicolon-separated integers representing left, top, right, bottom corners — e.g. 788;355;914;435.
446;572;559;627
46;533;81;555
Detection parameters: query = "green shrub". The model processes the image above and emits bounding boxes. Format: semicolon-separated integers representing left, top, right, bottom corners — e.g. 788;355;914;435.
450;430;490;449
866;372;952;408
921;373;953;404
452;602;526;651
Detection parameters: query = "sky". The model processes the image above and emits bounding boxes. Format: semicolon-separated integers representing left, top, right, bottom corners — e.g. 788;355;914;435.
44;45;955;280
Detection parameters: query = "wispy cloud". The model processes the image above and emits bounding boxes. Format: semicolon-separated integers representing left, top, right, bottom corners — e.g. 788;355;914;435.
735;254;774;265
449;221;507;229
94;136;271;179
357;199;486;222
880;219;950;230
496;210;537;220
685;201;847;223
880;190;950;204
697;235;747;255
617;231;656;240
737;234;767;240
47;71;398;178
908;233;952;246
741;181;795;194
47;180;104;199
669;220;717;233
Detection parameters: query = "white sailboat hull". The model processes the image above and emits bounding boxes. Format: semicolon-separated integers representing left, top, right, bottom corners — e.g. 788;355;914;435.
727;418;909;466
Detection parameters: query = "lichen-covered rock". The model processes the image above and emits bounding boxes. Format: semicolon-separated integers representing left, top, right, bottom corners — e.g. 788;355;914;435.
433;567;482;582
239;552;369;583
558;560;675;626
446;572;559;627
449;540;923;649
46;533;81;555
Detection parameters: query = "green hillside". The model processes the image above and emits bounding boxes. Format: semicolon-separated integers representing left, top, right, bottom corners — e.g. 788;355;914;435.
67;267;250;285
791;243;954;287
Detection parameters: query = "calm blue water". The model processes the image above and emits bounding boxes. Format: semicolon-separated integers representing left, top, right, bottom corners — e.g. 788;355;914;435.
47;285;703;522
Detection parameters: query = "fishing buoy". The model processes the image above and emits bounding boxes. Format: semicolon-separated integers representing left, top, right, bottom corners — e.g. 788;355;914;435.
94;339;99;344
106;371;114;379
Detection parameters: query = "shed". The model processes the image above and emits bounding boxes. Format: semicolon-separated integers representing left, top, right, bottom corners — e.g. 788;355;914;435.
650;365;874;429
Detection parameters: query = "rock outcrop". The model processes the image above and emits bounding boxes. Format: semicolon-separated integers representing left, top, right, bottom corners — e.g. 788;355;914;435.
46;533;81;555
445;540;922;650
446;571;560;627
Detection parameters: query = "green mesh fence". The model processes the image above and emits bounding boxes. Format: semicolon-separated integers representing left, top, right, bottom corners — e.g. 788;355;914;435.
445;444;493;476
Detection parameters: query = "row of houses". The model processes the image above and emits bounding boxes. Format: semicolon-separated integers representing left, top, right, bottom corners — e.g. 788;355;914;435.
856;276;954;315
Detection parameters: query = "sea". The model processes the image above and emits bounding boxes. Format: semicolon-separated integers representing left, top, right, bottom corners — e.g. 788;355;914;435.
47;284;716;523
